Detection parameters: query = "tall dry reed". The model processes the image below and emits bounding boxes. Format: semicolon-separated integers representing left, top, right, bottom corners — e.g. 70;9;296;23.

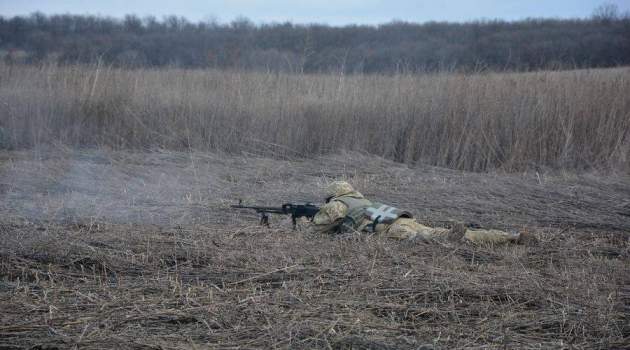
1;63;628;171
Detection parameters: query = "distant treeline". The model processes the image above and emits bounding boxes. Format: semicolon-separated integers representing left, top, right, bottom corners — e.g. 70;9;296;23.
1;11;630;73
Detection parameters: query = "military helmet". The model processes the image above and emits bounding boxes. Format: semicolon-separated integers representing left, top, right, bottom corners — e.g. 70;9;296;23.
326;181;355;200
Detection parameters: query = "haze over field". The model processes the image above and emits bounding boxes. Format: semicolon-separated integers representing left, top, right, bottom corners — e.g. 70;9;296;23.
3;0;630;24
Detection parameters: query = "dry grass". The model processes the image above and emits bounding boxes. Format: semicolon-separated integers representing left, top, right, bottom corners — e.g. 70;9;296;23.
1;64;629;171
0;150;629;349
1;221;628;349
1;149;629;230
1;61;629;347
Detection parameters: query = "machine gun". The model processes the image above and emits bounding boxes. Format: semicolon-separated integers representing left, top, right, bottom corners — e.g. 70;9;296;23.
231;200;320;229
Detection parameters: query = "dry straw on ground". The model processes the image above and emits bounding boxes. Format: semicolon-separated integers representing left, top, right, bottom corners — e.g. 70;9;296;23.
1;221;628;349
0;150;629;349
1;64;629;171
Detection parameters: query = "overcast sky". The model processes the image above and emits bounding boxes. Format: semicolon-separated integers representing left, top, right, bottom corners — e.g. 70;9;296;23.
1;0;629;25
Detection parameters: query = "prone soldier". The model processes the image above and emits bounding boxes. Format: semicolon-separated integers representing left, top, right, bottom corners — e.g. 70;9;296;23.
311;181;530;244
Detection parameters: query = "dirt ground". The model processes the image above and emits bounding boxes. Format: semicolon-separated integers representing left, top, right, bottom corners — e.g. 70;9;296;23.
1;150;629;349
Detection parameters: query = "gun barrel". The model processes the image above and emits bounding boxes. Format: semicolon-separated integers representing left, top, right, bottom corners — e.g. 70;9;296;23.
230;205;286;213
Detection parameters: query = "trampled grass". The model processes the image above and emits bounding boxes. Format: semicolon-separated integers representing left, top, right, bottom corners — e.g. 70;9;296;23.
0;150;628;349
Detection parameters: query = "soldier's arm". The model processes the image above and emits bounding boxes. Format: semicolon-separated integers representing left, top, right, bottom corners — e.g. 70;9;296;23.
311;201;348;233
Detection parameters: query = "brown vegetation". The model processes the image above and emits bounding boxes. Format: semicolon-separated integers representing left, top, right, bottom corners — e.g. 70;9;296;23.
1;220;629;349
0;150;629;348
1;59;629;348
1;64;629;171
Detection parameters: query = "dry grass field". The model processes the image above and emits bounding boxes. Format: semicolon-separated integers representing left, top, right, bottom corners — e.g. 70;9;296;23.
1;64;629;171
1;64;629;348
1;150;629;349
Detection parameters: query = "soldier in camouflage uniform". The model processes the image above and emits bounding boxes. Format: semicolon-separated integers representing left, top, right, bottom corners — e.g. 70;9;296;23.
312;181;526;244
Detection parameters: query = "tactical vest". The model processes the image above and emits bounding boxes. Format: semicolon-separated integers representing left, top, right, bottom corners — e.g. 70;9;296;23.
335;195;413;231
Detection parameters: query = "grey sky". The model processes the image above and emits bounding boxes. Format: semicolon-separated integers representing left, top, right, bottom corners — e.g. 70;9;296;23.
1;0;629;25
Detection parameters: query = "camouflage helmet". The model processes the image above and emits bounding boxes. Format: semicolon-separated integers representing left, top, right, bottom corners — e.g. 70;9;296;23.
326;181;355;200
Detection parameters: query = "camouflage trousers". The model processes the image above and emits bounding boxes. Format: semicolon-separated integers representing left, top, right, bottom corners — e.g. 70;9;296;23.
310;217;521;244
382;218;520;244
